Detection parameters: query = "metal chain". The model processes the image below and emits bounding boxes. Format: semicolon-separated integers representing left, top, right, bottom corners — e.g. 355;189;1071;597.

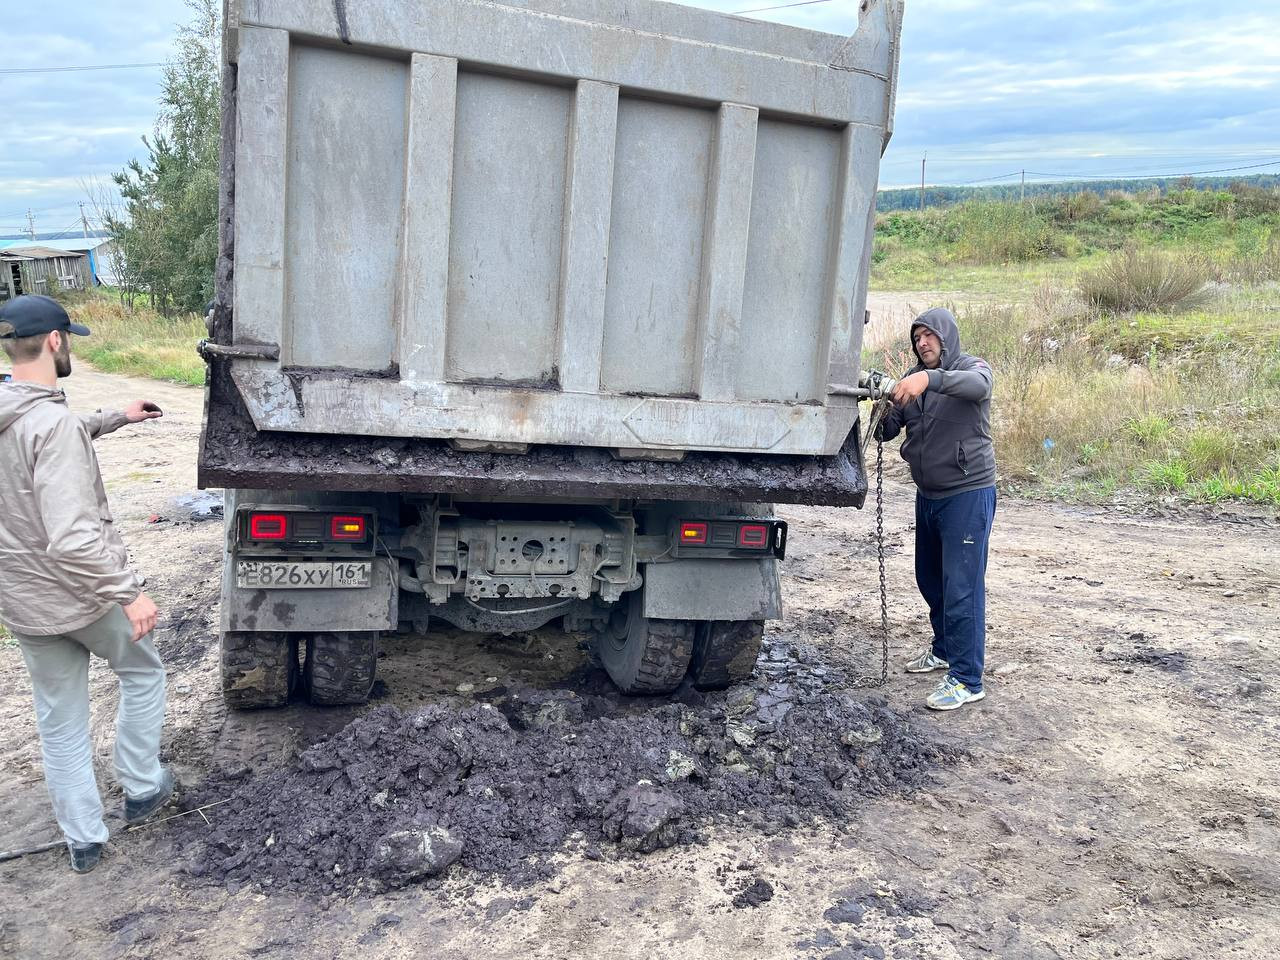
851;403;892;688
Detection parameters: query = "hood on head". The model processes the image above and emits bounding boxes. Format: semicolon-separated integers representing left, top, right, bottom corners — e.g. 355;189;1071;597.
910;307;961;368
0;381;65;433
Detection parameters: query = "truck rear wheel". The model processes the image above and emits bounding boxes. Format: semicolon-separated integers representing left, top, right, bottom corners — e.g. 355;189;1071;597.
302;631;379;706
221;632;298;709
595;597;694;695
689;620;765;690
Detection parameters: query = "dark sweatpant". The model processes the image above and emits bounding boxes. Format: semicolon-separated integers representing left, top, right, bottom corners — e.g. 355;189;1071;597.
915;486;996;691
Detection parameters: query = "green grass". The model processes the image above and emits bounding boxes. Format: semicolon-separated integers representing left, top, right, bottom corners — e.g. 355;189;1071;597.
870;185;1280;293
67;297;206;386
866;186;1280;510
959;297;1278;507
870;190;1280;514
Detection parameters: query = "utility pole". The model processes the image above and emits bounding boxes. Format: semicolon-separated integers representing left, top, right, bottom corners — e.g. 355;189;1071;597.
25;209;36;242
1020;170;1026;204
919;153;927;211
79;202;92;239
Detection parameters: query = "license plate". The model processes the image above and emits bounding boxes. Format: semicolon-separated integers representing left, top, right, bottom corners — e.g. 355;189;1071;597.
236;560;372;589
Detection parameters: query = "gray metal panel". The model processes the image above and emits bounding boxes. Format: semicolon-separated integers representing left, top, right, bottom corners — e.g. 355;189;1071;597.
445;72;571;383
284;45;405;370
555;80;619;394
236;0;889;126
222;0;903;456
823;123;885;394
600;98;714;397
642;559;782;621
232;25;288;350
695;103;759;403
232;364;828;451
399;53;458;383
737;119;843;403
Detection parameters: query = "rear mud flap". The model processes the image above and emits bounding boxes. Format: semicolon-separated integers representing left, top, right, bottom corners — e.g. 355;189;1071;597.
641;558;781;621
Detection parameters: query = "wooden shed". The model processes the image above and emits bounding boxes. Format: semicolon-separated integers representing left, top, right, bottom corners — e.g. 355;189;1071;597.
0;246;92;302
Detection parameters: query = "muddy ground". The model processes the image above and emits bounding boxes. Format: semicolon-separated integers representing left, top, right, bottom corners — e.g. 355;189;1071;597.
0;362;1277;959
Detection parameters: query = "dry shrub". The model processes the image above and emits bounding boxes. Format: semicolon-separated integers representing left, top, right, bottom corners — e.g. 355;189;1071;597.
1228;232;1280;284
1078;248;1211;312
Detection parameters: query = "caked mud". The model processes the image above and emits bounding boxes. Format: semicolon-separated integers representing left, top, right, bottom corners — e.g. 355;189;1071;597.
183;635;954;896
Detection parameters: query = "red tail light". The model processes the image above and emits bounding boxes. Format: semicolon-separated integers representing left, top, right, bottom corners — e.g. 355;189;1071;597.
331;515;367;540
249;513;287;540
679;522;708;545
738;524;769;548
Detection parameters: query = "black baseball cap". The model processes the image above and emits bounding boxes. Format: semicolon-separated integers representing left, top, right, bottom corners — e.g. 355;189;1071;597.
0;295;91;339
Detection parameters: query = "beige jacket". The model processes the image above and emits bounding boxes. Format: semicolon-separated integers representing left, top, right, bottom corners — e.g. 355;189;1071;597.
0;382;140;636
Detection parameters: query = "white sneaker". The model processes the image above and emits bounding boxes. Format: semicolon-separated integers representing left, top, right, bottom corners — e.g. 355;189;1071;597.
904;649;949;673
926;674;986;711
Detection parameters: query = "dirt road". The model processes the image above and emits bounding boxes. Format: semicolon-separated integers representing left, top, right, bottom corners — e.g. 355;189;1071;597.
1;365;1277;959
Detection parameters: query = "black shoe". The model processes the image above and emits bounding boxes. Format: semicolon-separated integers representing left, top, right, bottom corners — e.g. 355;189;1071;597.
70;842;104;874
124;768;177;826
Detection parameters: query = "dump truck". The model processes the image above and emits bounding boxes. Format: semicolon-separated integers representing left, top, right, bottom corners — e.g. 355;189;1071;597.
199;0;905;707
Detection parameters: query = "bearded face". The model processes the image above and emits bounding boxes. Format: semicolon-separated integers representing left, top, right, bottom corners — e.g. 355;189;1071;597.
54;331;72;378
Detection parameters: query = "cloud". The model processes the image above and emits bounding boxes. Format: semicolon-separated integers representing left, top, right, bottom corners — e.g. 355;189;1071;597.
3;0;1275;236
0;0;179;233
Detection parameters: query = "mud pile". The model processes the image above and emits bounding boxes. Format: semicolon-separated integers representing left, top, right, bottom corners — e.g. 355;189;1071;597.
185;638;953;895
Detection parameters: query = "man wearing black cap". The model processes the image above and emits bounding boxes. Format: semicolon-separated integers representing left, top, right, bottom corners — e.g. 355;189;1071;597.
877;307;996;712
0;294;175;873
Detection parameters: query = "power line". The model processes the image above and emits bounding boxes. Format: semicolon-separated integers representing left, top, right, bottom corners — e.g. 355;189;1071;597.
1022;158;1280;182
732;0;835;13
0;62;165;76
952;170;1024;186
904;150;1280;162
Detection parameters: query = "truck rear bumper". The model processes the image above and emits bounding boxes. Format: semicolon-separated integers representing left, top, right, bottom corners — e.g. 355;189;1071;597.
197;392;868;508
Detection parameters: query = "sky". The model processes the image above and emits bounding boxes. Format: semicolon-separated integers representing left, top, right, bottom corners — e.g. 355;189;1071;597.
2;0;1278;237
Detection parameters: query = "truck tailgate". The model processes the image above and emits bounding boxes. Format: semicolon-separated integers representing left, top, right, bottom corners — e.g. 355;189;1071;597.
219;0;903;457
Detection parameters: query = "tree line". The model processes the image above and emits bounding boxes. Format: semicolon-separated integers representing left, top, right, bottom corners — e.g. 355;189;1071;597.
877;174;1280;212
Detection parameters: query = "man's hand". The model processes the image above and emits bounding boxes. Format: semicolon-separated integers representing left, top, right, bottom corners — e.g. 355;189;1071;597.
122;593;159;642
124;400;163;423
890;371;930;407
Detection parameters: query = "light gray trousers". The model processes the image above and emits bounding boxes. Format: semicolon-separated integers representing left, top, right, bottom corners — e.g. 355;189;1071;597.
15;606;167;847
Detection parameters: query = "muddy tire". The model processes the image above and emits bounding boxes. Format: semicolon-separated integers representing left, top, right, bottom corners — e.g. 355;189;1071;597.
594;597;694;695
303;631;379;706
221;632;298;710
689;620;765;690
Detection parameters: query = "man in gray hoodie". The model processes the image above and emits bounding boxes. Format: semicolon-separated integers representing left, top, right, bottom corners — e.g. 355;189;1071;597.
877;307;996;711
0;294;175;873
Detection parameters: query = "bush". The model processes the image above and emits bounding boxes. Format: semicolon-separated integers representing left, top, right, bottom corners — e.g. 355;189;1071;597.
1139;457;1191;493
1053;191;1103;223
1078;248;1211;312
1228;181;1280;216
1228;232;1280;283
1125;414;1173;446
946;202;1067;263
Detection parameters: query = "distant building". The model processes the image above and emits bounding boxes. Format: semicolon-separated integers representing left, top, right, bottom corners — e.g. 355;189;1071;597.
0;246;93;302
0;236;121;286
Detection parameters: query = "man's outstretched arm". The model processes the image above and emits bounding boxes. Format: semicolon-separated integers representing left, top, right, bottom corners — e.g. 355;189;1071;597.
78;400;163;440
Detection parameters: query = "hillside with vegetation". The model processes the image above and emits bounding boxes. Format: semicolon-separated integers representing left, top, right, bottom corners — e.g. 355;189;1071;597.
876;172;1280;212
866;183;1280;507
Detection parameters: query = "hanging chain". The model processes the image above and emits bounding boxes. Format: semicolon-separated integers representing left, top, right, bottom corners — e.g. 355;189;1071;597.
850;402;892;688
